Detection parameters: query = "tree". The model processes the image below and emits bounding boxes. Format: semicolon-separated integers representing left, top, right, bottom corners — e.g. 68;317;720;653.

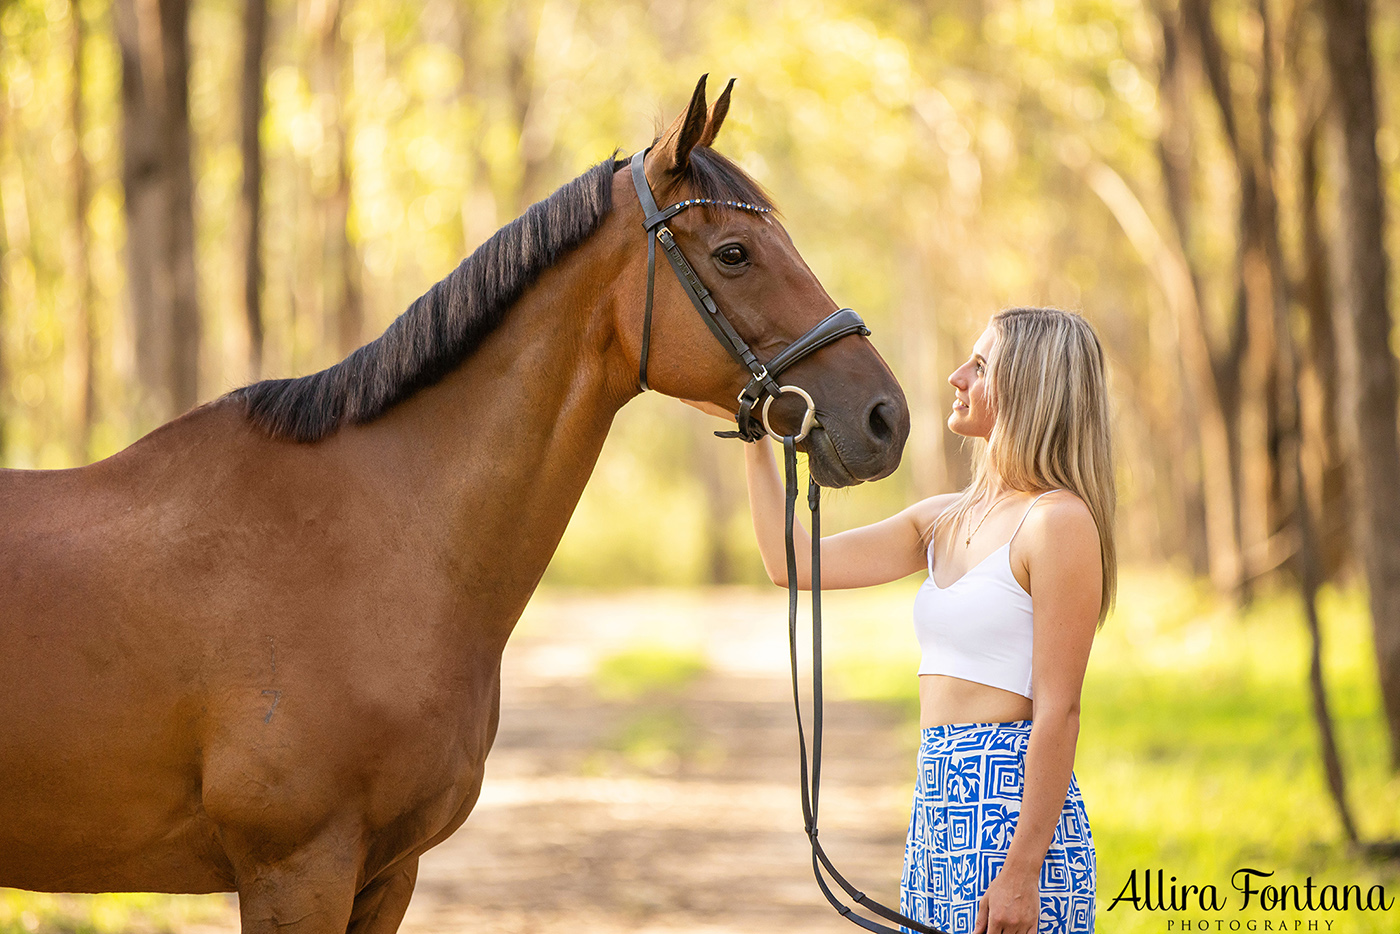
114;0;200;424
1151;0;1245;593
71;0;95;458
0;18;7;465
1319;0;1400;771
240;0;267;378
308;0;362;358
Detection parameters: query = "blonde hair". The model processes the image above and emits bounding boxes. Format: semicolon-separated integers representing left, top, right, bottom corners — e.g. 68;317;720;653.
931;307;1118;625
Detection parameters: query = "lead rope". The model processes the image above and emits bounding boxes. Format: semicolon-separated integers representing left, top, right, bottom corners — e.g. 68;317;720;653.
780;436;949;934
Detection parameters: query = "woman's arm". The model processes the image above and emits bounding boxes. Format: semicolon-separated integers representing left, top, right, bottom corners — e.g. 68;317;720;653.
743;436;949;590
976;493;1102;934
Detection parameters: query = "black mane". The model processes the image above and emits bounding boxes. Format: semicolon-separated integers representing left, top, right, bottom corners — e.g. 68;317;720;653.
234;147;772;442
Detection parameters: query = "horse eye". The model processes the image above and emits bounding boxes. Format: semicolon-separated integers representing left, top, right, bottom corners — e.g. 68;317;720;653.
716;244;748;267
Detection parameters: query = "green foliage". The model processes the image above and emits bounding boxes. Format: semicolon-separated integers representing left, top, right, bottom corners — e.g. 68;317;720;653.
589;642;718;776
0;892;232;934
592;643;709;701
599;706;706;775
2;0;1395;589
0;0;1273;577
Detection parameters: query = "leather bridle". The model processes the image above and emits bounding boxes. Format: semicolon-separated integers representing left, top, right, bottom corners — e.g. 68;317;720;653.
629;148;948;934
629;148;870;443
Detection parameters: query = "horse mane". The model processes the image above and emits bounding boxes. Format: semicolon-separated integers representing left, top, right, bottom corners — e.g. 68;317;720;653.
233;147;773;442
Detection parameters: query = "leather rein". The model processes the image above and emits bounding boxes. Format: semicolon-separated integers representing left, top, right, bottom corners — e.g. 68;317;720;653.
629;148;947;934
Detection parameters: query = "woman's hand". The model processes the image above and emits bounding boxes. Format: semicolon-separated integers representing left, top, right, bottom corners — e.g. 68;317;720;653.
682;395;940;590
973;864;1040;934
680;398;732;420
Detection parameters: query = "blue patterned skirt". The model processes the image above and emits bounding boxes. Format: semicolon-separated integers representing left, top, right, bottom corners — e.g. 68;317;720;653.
900;720;1096;934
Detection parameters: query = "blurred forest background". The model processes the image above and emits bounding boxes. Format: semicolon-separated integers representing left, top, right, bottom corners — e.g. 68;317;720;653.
4;0;1400;925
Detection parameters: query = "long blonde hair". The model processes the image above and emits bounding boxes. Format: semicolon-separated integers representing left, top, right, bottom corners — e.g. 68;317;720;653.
931;307;1118;625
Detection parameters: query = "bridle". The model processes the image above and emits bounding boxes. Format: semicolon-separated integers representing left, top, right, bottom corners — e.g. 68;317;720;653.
629;148;948;934
629;148;869;443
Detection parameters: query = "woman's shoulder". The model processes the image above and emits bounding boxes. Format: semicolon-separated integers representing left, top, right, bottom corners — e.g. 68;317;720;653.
1022;488;1100;548
900;492;962;554
905;491;962;527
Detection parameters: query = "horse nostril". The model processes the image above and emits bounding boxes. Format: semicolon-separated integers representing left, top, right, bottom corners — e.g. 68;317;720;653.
867;400;895;444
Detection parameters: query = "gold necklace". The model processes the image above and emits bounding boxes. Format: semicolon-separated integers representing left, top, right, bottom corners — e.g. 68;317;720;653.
964;491;1015;547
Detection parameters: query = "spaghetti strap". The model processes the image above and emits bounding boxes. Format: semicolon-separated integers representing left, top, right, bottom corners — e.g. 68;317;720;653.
925;500;958;576
1009;489;1062;543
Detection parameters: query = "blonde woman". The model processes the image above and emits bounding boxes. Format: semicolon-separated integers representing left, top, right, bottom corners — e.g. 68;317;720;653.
716;307;1114;934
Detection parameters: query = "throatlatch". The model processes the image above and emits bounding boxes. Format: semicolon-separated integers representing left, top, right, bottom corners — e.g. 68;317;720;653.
629;146;948;934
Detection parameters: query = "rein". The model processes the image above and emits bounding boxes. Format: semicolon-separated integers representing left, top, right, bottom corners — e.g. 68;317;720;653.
629;148;948;934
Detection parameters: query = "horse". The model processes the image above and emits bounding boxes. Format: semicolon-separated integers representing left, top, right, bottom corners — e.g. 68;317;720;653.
0;75;909;933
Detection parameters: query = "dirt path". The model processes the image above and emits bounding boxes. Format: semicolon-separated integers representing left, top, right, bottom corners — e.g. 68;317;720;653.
399;588;918;933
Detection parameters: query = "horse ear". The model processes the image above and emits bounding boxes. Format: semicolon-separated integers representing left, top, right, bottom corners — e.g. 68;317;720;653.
697;77;734;148
650;74;709;177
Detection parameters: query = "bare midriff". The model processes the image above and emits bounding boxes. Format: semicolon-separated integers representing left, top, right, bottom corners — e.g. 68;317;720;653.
919;673;1034;729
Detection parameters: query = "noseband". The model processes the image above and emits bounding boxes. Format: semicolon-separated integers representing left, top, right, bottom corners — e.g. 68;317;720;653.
630;148;947;934
629;148;869;443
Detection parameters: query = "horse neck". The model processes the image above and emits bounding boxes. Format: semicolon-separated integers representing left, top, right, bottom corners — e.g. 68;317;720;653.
361;225;636;644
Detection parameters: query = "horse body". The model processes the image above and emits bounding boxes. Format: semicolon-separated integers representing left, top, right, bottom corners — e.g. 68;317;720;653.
1;218;624;892
1;78;909;933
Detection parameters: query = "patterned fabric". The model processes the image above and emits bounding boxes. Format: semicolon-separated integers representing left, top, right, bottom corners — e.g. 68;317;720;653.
900;720;1096;934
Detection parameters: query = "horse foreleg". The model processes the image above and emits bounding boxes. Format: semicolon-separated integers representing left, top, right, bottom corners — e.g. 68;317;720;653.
346;860;419;934
231;834;361;934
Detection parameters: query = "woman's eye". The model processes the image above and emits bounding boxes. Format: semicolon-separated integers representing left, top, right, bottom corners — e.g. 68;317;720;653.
716;244;748;266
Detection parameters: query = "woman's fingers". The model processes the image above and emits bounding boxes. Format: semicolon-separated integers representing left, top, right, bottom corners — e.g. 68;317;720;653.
977;874;1039;934
973;892;990;933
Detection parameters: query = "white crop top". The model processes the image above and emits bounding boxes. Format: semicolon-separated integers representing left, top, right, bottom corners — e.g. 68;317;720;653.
911;490;1060;700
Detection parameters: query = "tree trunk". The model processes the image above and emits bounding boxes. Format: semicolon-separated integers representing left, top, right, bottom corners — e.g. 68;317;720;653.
240;0;266;378
72;0;96;460
0;41;7;465
1182;0;1285;598
1296;109;1350;579
310;0;363;358
693;420;736;585
1153;0;1243;587
899;240;948;500
1320;0;1400;771
504;5;542;215
1253;0;1358;841
115;0;200;424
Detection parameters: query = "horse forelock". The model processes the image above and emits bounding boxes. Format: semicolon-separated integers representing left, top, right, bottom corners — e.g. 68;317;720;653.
683;146;775;213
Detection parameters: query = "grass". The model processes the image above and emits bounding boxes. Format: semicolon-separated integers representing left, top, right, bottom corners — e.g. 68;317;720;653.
588;644;722;775
4;569;1398;931
590;644;709;701
822;566;1400;931
0;892;233;934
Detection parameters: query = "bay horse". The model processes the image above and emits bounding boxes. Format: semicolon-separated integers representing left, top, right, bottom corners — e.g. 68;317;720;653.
0;76;908;933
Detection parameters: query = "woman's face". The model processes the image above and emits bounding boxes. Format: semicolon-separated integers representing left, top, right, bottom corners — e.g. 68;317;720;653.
947;324;997;438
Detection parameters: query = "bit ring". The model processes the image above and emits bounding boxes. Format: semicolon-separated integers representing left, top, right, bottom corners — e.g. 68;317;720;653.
762;385;818;443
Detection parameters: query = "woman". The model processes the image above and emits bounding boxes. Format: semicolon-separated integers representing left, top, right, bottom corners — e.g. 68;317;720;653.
721;306;1114;934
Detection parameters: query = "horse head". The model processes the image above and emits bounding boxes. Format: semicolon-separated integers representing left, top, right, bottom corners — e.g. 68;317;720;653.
616;75;909;487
